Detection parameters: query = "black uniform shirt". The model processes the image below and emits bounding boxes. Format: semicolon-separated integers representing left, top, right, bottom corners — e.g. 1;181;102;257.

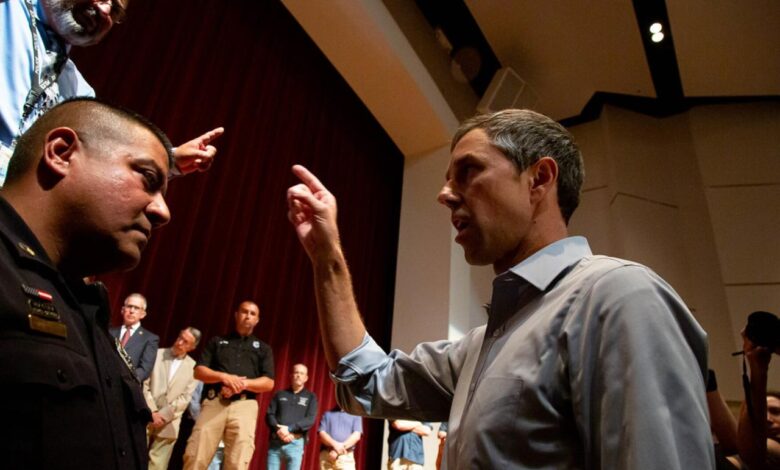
265;388;318;441
199;332;274;397
0;196;150;469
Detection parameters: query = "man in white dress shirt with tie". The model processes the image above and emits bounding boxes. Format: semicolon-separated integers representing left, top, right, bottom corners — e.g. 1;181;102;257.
144;327;202;470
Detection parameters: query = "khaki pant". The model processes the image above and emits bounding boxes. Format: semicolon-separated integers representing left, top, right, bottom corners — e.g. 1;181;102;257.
388;458;423;470
183;398;259;470
147;435;177;470
319;450;356;470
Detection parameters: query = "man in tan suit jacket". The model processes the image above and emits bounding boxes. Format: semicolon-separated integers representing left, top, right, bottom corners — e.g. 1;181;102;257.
144;327;202;470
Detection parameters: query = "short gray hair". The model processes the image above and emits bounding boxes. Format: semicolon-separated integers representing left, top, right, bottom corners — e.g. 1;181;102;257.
452;109;584;223
185;327;202;346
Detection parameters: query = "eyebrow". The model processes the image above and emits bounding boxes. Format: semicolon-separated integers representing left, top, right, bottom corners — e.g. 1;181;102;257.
445;153;479;180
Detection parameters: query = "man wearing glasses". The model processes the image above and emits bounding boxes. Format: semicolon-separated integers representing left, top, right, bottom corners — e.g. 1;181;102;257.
0;0;224;186
111;292;160;381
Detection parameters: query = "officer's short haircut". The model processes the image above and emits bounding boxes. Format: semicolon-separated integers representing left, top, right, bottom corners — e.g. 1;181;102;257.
6;97;173;185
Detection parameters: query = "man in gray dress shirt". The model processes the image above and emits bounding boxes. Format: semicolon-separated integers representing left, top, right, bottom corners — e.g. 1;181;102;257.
286;109;715;469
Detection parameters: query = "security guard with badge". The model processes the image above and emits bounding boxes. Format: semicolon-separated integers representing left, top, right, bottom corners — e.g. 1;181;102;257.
0;98;174;469
184;300;275;470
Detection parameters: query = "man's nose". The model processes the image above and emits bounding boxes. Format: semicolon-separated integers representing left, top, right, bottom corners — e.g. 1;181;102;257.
148;193;171;228
437;184;459;209
95;0;112;17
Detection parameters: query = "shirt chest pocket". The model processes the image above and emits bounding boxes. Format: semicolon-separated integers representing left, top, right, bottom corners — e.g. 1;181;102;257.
0;291;99;392
0;333;100;392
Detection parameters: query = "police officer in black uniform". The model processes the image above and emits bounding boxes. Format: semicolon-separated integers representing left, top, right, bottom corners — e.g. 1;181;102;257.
184;300;275;470
0;98;174;469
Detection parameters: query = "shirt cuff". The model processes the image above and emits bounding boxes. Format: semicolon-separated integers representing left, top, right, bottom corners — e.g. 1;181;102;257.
330;333;386;384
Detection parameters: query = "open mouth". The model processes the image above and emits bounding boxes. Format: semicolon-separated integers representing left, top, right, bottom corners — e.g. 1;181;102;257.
72;5;104;35
452;217;471;243
452;216;470;239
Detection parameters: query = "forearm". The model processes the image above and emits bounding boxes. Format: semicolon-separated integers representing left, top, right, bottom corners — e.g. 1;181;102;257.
342;431;361;449
312;250;366;370
193;365;227;384
318;431;339;449
392;420;421;432
291;404;318;432
245;376;274;393
737;369;768;469
708;389;739;453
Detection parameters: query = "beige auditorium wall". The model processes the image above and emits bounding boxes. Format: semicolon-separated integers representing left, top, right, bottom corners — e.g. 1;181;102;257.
568;102;780;400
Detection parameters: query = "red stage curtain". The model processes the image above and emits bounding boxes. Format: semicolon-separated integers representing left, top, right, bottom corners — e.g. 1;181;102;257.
72;1;404;468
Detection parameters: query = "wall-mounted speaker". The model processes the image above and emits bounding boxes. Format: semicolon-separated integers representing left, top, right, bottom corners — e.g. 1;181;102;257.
476;67;538;114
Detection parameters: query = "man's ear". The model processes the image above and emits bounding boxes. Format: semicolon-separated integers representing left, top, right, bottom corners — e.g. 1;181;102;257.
41;127;80;177
529;156;558;202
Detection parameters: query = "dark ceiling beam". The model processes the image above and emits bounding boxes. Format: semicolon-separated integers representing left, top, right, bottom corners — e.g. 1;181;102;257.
632;0;685;104
412;0;779;127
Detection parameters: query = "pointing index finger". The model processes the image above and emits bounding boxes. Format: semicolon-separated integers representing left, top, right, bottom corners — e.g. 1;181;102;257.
292;164;327;193
201;127;225;145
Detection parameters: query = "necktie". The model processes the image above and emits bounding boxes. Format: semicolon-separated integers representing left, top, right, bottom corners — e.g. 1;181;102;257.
120;327;132;347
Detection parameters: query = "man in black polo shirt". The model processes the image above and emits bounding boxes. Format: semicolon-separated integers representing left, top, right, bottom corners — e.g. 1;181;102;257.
266;364;318;470
184;300;275;470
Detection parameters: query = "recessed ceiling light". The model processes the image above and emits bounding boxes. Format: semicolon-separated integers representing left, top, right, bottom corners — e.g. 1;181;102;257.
651;32;665;43
649;22;663;34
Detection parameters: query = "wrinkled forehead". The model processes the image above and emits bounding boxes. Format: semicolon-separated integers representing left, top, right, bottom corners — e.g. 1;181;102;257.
124;294;145;307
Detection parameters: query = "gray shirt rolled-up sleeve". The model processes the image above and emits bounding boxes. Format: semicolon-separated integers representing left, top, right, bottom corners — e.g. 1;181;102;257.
332;333;469;423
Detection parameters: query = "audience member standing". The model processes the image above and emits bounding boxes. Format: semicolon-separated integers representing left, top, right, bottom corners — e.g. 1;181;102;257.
184;300;275;470
387;420;431;470
266;364;319;470
110;292;159;381
144;327;202;470
0;0;223;185
318;406;362;470
737;315;780;469
0;98;173;468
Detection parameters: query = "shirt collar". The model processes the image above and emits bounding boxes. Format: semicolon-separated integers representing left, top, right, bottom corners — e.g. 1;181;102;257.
507;236;591;291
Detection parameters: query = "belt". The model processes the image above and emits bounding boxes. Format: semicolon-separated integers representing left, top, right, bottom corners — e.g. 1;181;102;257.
227;392;256;401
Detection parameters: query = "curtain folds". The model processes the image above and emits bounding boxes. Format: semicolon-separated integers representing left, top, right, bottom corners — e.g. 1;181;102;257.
72;1;404;468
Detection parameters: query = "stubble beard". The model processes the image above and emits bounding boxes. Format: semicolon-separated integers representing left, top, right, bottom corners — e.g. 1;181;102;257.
43;0;101;46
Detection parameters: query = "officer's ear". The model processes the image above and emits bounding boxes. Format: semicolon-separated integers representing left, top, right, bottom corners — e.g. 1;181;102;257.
41;127;80;178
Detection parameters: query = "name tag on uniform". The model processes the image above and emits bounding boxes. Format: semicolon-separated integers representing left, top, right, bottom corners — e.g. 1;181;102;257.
22;284;67;338
28;314;67;338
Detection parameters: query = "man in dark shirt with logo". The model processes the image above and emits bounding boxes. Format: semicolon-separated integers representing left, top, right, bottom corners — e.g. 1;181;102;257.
266;364;318;470
184;300;275;470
